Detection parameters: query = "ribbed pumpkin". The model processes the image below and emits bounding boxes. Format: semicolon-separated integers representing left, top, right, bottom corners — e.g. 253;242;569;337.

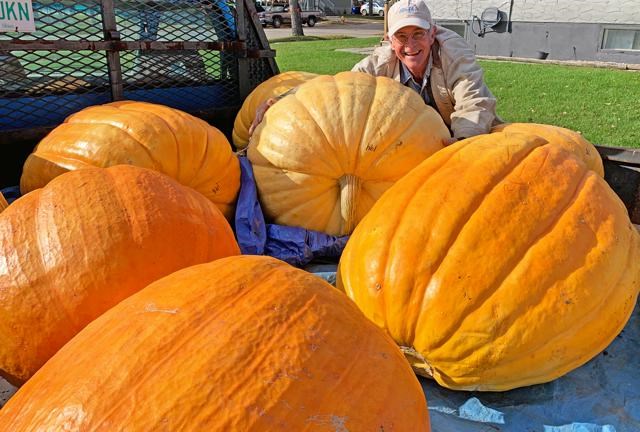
232;71;318;149
0;192;7;213
0;165;240;385
0;256;430;431
338;131;640;391
19;100;240;219
492;122;604;176
248;71;450;236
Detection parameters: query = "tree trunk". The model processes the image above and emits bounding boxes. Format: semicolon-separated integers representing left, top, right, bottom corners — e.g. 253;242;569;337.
289;0;304;36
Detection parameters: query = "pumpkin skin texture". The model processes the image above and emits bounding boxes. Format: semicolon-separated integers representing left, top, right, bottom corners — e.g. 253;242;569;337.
248;71;451;236
0;165;240;385
232;71;318;150
337;131;640;391
492;122;604;177
0;256;430;431
0;192;7;213
19;100;240;219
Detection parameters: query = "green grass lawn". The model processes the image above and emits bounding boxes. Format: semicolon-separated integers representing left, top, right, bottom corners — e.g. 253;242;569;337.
271;37;379;75
272;37;640;148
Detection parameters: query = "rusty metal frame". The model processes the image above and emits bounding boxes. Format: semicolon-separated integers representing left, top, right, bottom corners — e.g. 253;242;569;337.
0;0;278;188
0;0;277;102
0;40;274;55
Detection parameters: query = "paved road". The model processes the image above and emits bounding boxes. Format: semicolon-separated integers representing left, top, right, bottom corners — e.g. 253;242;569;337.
263;16;384;40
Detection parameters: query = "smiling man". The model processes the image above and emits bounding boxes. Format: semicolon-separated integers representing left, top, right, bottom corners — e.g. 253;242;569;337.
352;0;500;141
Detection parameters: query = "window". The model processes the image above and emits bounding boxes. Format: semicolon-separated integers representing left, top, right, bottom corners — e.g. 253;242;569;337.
602;28;640;51
437;21;466;38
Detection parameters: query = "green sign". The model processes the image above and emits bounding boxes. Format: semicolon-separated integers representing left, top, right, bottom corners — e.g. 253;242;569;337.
0;0;35;32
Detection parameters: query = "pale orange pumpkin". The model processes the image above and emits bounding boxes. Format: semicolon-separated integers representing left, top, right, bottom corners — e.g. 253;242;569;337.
0;256;430;431
338;131;640;391
492;122;604;176
20;101;240;219
249;71;451;236
0;165;240;385
232;71;318;149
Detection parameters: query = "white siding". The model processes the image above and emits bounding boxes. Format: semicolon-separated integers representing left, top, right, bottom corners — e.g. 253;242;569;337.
428;0;640;24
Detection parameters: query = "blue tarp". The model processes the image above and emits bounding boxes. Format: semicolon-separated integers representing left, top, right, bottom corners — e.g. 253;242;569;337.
234;157;348;268
1;186;21;205
309;264;640;432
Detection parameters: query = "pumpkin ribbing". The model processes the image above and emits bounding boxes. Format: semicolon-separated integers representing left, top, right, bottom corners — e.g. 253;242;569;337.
0;256;430;431
0;165;239;384
232;71;318;150
20;100;240;219
248;71;450;236
338;131;640;391
492;122;604;176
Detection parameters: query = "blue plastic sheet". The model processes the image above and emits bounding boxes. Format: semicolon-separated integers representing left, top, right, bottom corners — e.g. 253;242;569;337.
310;264;640;432
234;157;349;267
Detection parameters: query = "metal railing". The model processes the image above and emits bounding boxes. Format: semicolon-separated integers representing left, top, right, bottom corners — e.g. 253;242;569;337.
0;0;277;186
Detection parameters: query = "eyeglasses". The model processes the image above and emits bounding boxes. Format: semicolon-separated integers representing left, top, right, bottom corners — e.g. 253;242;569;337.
392;29;429;44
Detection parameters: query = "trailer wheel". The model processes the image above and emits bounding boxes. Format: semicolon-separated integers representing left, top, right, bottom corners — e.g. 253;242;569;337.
307;16;316;27
273;16;282;28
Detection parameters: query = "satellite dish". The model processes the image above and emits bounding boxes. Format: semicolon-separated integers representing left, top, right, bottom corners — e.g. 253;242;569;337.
481;7;502;29
471;6;506;37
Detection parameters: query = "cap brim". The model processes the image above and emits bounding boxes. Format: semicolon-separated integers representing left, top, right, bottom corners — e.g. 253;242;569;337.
388;17;432;37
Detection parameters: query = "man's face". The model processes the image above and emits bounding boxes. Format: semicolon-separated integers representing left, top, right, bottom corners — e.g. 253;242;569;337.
390;25;436;78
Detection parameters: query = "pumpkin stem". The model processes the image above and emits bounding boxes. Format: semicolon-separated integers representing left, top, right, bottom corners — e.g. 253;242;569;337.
339;174;362;235
400;346;434;379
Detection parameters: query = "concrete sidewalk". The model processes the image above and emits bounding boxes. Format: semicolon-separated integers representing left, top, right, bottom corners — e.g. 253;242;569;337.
264;16;384;40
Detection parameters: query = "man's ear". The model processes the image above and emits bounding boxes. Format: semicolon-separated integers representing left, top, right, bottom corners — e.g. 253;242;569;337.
427;25;437;43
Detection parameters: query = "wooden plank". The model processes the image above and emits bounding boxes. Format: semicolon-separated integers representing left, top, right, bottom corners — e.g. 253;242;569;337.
243;0;279;75
603;160;640;225
237;0;251;100
596;145;640;167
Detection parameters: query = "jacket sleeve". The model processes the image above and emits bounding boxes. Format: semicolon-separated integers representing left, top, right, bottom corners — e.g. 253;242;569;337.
441;37;499;139
351;55;377;74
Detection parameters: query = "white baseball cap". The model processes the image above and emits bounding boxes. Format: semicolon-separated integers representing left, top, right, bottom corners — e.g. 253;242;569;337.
387;0;433;37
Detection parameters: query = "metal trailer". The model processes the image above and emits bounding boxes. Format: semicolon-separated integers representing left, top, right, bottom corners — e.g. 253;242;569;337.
0;0;277;188
1;1;640;428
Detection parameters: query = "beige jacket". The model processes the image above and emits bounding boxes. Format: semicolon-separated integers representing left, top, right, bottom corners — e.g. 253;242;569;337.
352;27;500;139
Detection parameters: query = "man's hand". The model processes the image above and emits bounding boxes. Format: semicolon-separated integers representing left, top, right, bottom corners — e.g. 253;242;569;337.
249;97;278;137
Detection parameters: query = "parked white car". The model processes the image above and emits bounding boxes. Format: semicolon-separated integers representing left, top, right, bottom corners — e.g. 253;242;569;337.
360;2;384;16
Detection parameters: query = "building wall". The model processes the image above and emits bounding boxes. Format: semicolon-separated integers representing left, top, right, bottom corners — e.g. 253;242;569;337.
429;0;640;24
462;21;640;63
430;1;640;64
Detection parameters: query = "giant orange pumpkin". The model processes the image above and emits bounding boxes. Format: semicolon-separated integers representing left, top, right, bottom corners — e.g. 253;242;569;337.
492;122;604;176
338;131;640;391
248;71;451;236
0;165;240;385
0;256;430;431
232;71;318;149
20;101;240;219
